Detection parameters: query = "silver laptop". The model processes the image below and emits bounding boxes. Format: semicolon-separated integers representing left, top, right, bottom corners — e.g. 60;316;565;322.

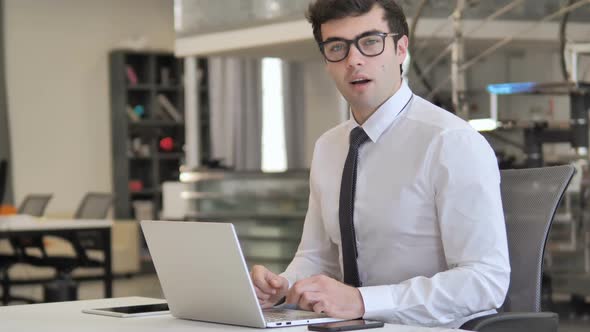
141;220;346;328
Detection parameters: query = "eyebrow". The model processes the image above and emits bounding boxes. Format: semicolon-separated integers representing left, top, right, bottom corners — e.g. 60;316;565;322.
322;29;384;43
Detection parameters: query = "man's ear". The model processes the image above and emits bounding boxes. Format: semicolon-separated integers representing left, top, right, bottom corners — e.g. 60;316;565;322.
396;35;409;63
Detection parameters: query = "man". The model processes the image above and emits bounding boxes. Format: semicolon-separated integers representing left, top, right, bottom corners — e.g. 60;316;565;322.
251;0;510;328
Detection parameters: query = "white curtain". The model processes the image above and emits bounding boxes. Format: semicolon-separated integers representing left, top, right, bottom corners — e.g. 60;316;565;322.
208;57;262;170
208;57;307;171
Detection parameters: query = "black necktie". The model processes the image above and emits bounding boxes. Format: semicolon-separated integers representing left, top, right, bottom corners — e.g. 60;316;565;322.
339;126;370;287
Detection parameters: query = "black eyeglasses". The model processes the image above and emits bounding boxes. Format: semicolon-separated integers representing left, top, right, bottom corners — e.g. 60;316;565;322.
319;31;399;62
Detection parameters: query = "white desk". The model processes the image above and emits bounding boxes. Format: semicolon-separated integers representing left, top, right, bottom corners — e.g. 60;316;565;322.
0;297;460;332
0;215;113;300
0;215;112;231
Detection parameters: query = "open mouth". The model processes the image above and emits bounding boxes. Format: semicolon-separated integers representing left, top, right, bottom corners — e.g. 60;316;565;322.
350;79;372;85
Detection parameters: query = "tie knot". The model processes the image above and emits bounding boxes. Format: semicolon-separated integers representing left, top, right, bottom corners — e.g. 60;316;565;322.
349;127;370;149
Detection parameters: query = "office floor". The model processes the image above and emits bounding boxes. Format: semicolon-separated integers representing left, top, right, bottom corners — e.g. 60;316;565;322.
3;274;590;331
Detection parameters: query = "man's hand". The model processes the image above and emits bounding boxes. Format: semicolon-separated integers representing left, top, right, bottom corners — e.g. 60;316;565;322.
250;265;289;308
285;275;365;319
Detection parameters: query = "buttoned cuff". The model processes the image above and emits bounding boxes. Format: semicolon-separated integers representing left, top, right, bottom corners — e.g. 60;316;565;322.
358;285;398;320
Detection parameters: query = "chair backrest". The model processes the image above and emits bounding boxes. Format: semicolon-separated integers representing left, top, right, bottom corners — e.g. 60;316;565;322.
74;192;113;219
17;194;53;217
500;164;575;313
69;192;113;254
0;159;7;205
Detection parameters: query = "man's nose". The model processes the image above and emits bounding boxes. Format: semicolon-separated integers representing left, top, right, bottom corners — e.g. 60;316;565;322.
345;44;365;67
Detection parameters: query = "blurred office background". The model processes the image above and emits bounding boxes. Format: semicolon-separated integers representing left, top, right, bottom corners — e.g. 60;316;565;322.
0;1;589;330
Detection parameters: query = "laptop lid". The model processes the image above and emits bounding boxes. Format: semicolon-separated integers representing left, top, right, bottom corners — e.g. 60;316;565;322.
141;220;267;328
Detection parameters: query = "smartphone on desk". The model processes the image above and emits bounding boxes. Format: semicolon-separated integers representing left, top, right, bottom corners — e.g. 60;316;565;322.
82;303;169;318
308;319;384;331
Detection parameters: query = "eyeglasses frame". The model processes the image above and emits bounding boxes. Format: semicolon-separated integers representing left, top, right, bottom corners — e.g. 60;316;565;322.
318;31;400;63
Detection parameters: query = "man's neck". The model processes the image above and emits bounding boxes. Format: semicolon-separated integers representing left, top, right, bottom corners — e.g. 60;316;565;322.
350;107;375;126
351;80;402;125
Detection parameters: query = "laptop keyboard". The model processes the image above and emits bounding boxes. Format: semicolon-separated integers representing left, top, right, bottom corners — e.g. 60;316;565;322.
263;308;328;322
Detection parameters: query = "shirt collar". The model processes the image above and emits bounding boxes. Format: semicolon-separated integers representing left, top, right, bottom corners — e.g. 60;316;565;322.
346;79;413;143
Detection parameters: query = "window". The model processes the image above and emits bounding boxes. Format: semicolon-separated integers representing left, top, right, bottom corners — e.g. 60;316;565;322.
261;58;287;172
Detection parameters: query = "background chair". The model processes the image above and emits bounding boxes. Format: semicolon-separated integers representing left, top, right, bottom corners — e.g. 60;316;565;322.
461;164;575;332
1;193;53;304
11;194;53;258
34;192;113;302
17;194;53;217
0;251;24;305
19;192;112;261
74;192;113;220
72;192;114;255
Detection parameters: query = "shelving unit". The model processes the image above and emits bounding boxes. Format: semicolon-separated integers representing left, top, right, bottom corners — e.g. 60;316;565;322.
110;50;185;220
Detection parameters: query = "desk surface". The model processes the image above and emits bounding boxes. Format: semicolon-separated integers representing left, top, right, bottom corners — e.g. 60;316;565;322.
0;297;459;332
0;215;112;231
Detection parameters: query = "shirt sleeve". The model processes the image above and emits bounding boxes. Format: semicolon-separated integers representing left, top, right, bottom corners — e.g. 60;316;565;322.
280;143;341;287
358;129;511;327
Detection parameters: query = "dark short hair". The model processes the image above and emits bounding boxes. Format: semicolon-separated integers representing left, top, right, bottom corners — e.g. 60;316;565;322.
305;0;409;46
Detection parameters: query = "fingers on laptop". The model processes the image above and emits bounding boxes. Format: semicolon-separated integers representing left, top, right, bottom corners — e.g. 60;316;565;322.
254;265;285;293
286;277;316;305
312;301;327;314
251;265;281;303
269;277;284;289
297;291;324;312
254;285;271;300
251;270;275;294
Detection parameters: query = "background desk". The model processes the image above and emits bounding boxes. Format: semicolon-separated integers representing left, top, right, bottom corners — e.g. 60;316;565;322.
0;296;461;332
0;215;113;299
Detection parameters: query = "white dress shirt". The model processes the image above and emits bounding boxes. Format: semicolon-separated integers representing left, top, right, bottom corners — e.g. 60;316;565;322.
281;80;511;328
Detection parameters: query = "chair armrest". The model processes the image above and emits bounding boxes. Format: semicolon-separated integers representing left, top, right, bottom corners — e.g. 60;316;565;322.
460;312;558;332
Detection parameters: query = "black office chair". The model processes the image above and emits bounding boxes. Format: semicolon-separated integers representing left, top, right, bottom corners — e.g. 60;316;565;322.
1;243;38;306
10;194;53;258
17;194;53;217
24;192;112;260
64;192;114;255
25;193;113;302
0;250;24;305
73;192;113;220
0;165;41;304
461;165;575;332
